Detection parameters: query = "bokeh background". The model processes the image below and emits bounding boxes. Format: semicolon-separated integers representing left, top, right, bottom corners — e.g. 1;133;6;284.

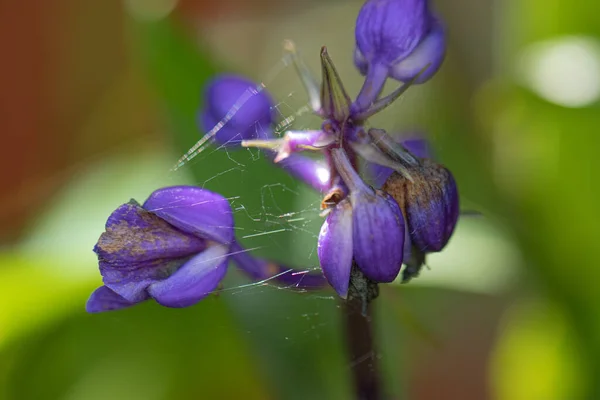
1;0;598;399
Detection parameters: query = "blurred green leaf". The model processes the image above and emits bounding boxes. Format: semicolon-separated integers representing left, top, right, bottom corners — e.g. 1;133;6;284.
490;300;586;400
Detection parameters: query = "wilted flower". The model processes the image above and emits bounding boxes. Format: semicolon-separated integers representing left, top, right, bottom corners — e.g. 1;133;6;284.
354;0;446;110
87;186;234;312
88;186;328;312
318;149;405;298
382;158;459;281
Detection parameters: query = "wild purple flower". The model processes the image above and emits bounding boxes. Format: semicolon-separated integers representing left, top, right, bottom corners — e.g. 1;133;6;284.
317;149;405;298
353;0;446;110
193;74;332;192
87;186;234;312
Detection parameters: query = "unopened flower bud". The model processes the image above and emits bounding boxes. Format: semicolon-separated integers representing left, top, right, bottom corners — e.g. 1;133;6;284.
317;149;405;297
382;158;458;252
354;0;446;86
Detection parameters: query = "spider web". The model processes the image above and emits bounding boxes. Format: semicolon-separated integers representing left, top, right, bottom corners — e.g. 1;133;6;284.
163;53;336;305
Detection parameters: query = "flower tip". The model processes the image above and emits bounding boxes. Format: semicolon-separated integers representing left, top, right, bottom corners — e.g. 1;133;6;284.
320;47;351;120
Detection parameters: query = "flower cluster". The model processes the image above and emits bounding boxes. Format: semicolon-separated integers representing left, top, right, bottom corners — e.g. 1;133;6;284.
87;0;457;312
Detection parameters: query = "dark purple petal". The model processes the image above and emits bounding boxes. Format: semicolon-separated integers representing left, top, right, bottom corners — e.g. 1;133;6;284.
148;244;229;308
143;186;234;245
94;201;206;266
201;75;274;146
389;16;446;83
355;0;430;67
317;200;353;298
100;257;189;303
86;286;138;313
351;190;404;282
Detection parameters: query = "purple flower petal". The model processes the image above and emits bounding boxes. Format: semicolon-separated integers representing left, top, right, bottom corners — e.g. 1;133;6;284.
94;201;206;266
148;244;229;308
86;286;137;313
143;186;234;245
317;201;353;298
100;257;189;303
352;191;404;282
389;17;446;83
276;154;331;192
355;0;430;67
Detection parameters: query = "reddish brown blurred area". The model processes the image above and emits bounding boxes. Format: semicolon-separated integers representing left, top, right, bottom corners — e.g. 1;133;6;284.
0;0;290;244
0;1;157;243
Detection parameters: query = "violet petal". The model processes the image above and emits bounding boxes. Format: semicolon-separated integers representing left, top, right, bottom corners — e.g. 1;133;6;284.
86;286;137;313
148;244;229;308
352;191;404;282
389;17;446;83
100;257;189;303
355;0;430;67
317;201;353;298
143;186;234;245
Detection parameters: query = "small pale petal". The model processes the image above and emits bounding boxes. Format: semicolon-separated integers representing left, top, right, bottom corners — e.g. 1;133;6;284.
148;244;229;308
86;286;137;313
317;201;353;298
143;186;234;245
352;191;404;282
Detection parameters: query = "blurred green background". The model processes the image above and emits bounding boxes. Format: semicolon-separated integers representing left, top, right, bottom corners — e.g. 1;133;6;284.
1;0;598;399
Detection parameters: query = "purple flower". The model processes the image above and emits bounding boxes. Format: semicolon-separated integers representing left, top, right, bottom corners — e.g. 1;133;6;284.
353;0;446;110
317;149;405;298
199;75;275;146
87;186;234;312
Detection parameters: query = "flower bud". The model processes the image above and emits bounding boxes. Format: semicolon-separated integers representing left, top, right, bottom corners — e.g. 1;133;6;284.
200;75;274;146
354;0;446;84
382;159;458;252
317;149;405;297
351;188;405;282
